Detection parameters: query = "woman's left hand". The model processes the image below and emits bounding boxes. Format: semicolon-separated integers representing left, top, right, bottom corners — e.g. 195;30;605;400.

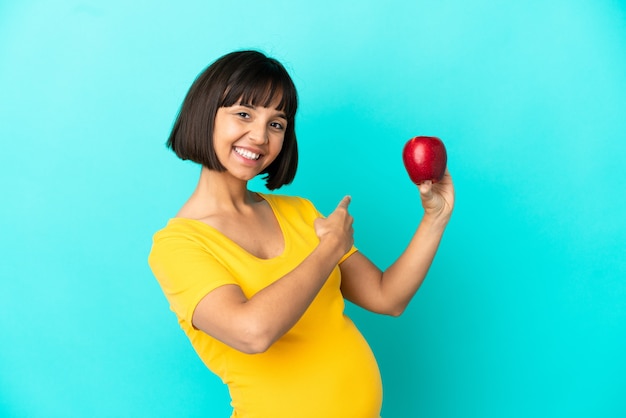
417;169;455;223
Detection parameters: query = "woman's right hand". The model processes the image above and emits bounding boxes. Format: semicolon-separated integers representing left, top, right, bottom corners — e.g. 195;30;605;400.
313;196;354;259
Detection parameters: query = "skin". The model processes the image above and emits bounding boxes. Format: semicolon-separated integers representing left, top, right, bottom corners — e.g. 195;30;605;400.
179;98;455;354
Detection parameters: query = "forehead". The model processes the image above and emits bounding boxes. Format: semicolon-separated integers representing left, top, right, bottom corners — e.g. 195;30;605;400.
238;96;286;114
220;77;295;118
239;84;285;108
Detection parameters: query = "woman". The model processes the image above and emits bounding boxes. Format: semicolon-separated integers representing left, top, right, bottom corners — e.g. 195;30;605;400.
148;50;454;418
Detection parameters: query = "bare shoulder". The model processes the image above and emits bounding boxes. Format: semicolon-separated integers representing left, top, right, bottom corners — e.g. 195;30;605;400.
175;194;217;221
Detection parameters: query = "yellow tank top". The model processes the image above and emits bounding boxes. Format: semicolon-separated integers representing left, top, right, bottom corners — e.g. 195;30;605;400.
149;193;382;417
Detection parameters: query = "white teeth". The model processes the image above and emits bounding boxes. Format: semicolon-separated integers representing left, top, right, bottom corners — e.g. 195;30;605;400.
234;147;261;160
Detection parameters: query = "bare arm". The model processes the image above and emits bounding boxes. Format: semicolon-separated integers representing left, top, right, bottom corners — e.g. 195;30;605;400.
340;170;455;316
192;196;354;354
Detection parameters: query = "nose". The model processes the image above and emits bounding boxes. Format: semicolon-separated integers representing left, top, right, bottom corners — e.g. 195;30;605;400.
248;120;269;144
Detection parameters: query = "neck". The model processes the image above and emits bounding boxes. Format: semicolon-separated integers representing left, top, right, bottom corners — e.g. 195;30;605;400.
193;166;260;210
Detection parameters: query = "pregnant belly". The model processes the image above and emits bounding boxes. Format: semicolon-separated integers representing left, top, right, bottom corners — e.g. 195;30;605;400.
228;319;382;418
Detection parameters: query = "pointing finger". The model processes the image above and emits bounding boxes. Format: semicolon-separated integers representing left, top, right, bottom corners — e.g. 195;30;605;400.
336;195;352;210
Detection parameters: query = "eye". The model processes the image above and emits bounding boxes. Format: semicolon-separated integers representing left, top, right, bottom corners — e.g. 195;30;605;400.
237;112;250;118
270;121;285;130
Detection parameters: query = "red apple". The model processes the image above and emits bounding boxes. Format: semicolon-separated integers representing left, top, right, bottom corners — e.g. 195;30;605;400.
402;136;447;184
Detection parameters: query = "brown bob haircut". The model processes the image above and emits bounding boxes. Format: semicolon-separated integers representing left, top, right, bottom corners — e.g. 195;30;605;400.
167;50;299;190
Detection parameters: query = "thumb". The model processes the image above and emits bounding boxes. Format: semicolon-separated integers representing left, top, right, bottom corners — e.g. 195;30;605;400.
418;181;433;200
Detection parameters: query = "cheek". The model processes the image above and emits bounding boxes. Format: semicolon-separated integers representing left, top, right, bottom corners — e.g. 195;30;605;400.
217;122;238;140
270;134;285;153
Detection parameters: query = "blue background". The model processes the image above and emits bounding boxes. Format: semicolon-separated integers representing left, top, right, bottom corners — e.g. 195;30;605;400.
1;1;625;417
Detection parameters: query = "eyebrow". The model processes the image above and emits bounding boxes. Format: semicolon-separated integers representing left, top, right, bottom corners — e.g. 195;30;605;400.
239;103;287;119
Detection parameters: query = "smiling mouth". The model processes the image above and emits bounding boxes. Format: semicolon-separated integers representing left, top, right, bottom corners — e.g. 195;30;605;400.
234;147;261;160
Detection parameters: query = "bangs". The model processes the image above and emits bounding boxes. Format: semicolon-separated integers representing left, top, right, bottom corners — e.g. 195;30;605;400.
219;62;298;118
